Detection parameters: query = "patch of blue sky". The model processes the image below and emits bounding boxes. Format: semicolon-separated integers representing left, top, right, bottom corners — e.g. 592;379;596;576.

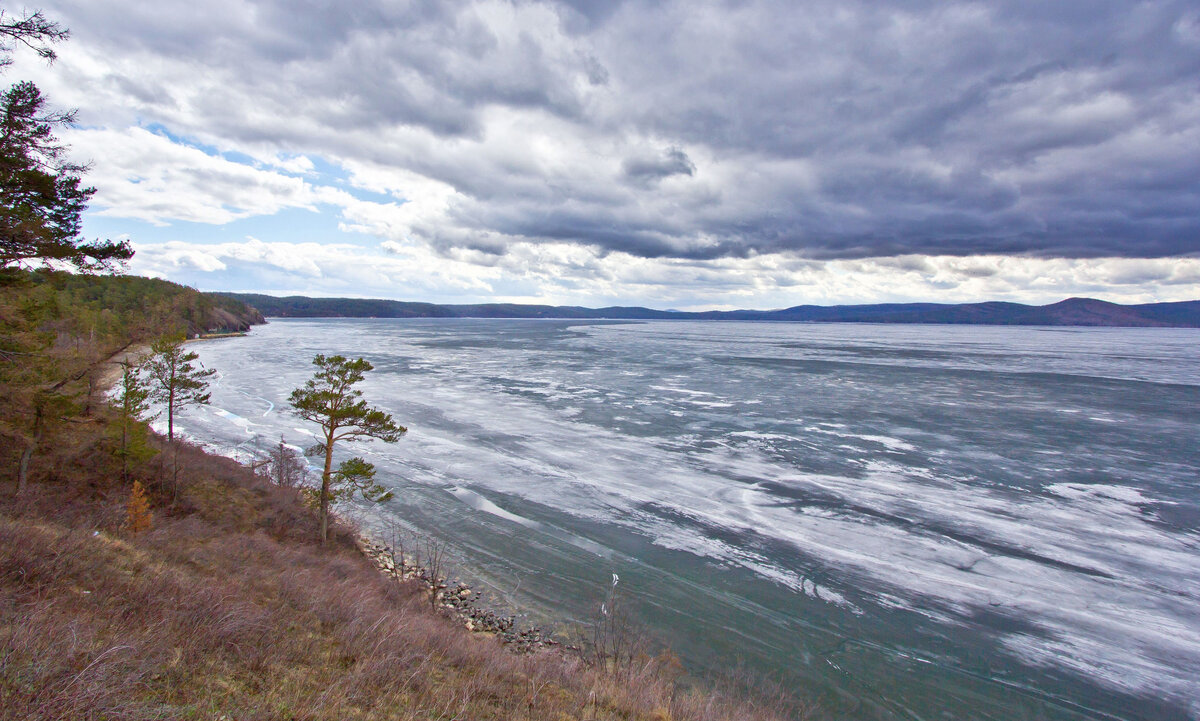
302;155;403;204
141;124;391;187
300;154;348;182
81;205;389;249
138;121;308;173
132;124;404;203
140;122;220;156
334;182;399;205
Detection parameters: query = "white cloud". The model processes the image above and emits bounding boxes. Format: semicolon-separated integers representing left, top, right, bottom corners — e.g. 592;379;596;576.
126;235;1200;308
66;127;346;225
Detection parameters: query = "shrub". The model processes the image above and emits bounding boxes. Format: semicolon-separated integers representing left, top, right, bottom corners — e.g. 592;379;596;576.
124;480;152;533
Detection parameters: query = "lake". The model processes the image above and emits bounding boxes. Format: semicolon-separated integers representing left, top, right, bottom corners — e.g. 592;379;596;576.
170;319;1200;720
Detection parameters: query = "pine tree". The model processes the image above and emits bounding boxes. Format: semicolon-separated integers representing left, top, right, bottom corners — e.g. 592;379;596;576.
289;354;405;544
143;336;214;500
0;9;131;490
0;11;131;273
113;357;157;483
143;336;214;443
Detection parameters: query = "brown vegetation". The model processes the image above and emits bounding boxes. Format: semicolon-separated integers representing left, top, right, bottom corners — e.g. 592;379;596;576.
0;407;804;720
123;480;152;534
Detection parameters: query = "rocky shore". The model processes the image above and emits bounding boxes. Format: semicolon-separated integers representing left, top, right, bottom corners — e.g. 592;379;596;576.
355;535;565;654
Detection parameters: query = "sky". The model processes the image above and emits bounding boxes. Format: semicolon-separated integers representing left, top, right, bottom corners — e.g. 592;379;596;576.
10;0;1200;309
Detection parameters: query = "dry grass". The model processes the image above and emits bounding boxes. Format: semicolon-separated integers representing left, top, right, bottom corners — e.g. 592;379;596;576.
0;418;806;721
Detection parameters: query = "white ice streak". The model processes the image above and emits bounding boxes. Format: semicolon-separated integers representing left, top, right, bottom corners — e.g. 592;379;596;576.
211;408;256;436
806;425;918;452
392;383;1198;701
448;486;542;529
384;369;1200;702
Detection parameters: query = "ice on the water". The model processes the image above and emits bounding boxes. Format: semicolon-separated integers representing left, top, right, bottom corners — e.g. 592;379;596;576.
162;319;1200;715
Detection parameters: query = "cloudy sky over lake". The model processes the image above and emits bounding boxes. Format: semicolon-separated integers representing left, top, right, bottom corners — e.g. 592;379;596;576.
16;0;1200;308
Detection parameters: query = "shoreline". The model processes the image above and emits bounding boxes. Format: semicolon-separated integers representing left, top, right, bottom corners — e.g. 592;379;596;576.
354;533;564;654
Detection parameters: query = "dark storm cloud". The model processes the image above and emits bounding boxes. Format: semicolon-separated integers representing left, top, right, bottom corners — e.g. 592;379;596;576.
44;0;1200;260
622;147;695;186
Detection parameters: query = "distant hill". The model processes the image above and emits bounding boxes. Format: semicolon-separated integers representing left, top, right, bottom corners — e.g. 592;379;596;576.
217;293;1200;327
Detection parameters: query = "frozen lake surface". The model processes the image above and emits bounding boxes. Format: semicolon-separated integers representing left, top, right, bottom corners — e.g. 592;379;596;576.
168;319;1200;720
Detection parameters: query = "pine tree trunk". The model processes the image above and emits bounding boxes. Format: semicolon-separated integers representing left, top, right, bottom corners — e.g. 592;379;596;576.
83;373;94;417
17;441;35;495
320;437;334;545
171;443;180;506
121;417;129;483
16;405;44;496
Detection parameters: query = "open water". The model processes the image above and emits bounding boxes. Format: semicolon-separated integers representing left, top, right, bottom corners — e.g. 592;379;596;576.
168;319;1200;720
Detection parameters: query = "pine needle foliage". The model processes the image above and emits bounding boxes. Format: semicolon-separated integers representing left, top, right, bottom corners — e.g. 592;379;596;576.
0;10;131;273
143;335;215;502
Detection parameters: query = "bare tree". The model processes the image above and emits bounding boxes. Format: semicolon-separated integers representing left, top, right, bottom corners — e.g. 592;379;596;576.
263;436;307;488
421;534;448;610
386;519;411;578
590;573;640;673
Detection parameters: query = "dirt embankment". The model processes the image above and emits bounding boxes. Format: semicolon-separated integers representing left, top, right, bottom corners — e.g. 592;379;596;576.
202;304;265;333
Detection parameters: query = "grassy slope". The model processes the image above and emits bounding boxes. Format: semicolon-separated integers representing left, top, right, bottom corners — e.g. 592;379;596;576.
0;293;802;721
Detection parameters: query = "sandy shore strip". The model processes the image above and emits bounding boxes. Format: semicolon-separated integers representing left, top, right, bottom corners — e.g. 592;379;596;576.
96;344;151;392
97;333;240;392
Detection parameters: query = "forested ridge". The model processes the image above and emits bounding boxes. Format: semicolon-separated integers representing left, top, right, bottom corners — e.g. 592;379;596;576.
0;269;263;489
223;292;1200;327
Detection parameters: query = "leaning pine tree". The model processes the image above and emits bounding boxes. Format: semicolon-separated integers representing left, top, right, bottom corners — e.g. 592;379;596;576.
289;354;405;544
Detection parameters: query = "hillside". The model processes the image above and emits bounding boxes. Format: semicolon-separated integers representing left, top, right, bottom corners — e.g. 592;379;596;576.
15;271;265;337
53;272;265;333
0;434;797;720
219;292;1200;327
